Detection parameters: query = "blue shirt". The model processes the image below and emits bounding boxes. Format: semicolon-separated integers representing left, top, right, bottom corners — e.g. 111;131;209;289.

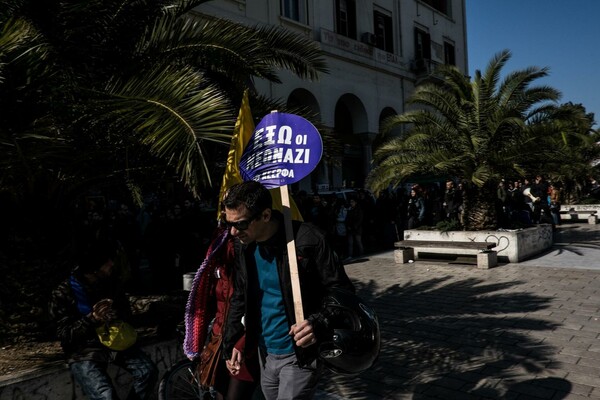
254;246;294;354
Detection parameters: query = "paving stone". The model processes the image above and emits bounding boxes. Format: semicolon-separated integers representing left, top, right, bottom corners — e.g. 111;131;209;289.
565;372;600;387
590;387;600;399
559;347;597;358
552;393;593;400
576;355;600;368
546;353;581;365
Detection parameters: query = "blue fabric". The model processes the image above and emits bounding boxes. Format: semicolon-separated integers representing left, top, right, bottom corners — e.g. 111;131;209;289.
70;275;92;315
254;247;294;355
70;361;116;400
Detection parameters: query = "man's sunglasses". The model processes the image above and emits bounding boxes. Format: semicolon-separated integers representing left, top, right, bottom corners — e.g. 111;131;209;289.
222;212;260;231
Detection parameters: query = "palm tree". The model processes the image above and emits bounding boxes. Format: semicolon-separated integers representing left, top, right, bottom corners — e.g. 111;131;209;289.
367;50;582;230
533;103;600;203
0;0;328;201
0;0;330;343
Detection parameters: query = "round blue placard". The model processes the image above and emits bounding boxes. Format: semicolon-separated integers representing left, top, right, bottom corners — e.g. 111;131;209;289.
239;112;323;188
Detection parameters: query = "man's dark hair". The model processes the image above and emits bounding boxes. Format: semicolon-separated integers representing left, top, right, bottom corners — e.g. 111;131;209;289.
74;238;117;274
223;181;272;216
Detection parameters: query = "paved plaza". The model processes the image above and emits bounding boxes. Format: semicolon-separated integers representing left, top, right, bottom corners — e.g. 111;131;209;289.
316;223;600;399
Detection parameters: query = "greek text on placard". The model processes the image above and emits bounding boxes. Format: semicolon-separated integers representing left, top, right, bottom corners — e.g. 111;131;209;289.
246;123;312;170
245;148;311;170
253;168;295;181
253;125;309;149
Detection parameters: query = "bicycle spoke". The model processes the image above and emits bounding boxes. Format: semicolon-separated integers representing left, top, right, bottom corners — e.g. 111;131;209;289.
161;361;209;400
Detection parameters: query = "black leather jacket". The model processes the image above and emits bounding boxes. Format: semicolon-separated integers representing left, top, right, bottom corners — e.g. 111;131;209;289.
223;211;354;367
48;273;131;363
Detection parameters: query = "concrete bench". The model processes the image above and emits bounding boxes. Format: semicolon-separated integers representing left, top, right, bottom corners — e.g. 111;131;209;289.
394;240;498;269
560;205;599;224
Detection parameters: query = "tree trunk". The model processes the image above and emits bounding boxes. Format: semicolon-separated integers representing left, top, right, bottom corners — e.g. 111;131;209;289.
463;182;497;231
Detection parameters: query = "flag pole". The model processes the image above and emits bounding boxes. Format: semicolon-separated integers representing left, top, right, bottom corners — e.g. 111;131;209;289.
280;184;304;323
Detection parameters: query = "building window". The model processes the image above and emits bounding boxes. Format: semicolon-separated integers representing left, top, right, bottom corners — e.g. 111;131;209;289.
421;0;450;16
281;0;308;24
336;0;356;39
444;41;455;65
414;28;431;60
374;11;393;53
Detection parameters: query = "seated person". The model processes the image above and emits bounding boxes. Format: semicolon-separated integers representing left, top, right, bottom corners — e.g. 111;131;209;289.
49;238;157;400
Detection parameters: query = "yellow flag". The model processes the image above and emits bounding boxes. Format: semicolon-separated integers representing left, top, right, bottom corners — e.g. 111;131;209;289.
218;90;303;221
218;90;253;206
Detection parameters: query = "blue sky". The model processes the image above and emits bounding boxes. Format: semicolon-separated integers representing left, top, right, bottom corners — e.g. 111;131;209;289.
466;1;600;127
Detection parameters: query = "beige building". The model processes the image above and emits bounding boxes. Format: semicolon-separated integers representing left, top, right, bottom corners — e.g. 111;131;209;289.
197;0;468;193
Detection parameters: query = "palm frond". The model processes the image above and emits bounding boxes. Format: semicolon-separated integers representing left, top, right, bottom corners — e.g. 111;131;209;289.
481;49;511;97
91;65;234;192
251;23;329;80
140;15;327;85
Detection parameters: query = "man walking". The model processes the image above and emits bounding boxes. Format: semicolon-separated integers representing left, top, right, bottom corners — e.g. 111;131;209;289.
443;180;460;222
221;181;355;399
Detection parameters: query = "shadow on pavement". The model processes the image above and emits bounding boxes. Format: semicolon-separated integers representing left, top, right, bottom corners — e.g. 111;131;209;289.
412;376;573;399
319;276;563;399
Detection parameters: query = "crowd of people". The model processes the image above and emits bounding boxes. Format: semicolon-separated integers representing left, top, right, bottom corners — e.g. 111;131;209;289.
291;190;376;261
290;174;600;262
69;174;592;297
496;175;561;227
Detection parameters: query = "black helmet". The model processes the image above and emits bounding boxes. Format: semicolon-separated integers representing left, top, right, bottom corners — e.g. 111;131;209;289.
318;288;381;375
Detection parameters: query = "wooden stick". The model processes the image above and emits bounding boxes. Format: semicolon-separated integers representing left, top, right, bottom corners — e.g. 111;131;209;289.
279;184;304;323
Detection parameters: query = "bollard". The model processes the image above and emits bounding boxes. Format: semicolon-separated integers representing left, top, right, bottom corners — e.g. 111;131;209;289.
182;272;195;291
394;248;414;264
477;250;498;269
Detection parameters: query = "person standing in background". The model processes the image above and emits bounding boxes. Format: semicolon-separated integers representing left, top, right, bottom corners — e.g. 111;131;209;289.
345;198;364;261
549;182;562;227
407;188;425;229
443;180;460;222
332;198;348;259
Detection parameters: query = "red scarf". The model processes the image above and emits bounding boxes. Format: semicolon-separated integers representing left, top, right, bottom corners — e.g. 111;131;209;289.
183;228;231;359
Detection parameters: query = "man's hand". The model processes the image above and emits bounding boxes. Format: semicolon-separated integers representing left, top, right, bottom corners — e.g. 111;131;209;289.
289;320;317;348
226;348;243;375
91;298;116;322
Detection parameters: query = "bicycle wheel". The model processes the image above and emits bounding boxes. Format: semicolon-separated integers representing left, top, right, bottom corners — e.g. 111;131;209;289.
158;359;211;400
